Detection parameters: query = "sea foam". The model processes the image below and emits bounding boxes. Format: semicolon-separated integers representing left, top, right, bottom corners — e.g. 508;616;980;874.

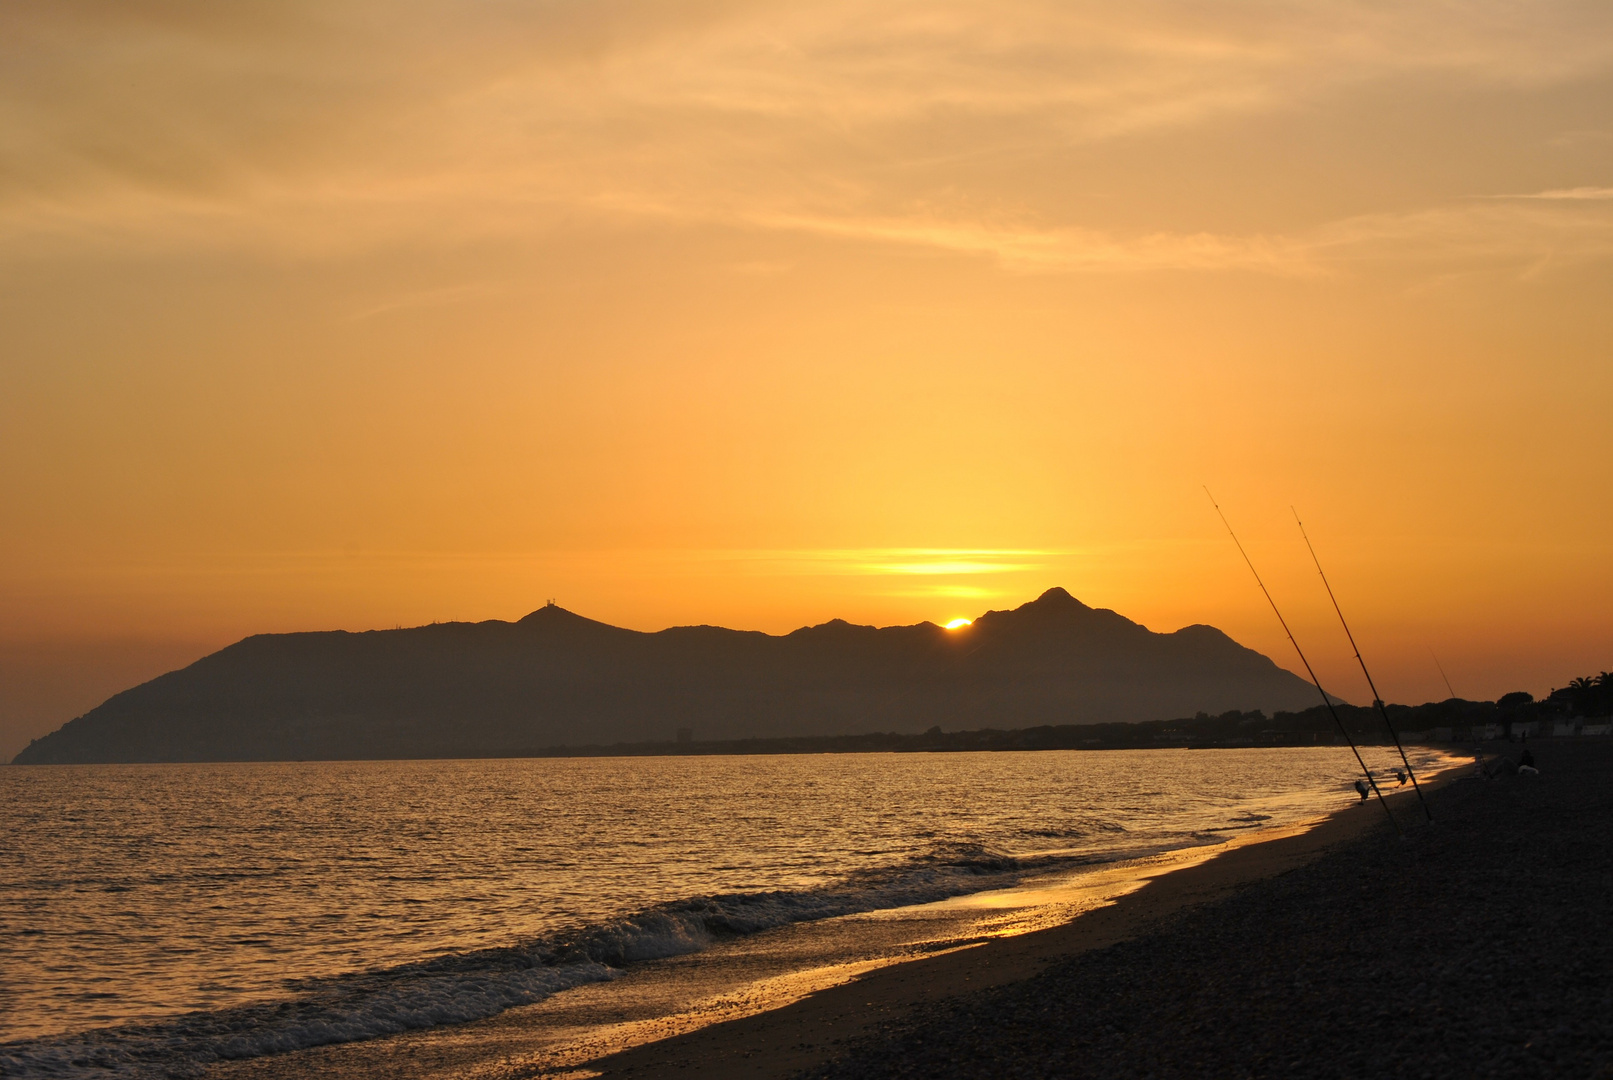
0;842;1087;1078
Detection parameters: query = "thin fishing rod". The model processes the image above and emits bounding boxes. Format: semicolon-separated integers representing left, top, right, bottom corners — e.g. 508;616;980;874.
1292;508;1431;822
1204;489;1398;832
1429;648;1458;700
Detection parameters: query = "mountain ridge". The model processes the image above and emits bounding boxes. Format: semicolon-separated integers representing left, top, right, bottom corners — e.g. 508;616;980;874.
12;588;1328;764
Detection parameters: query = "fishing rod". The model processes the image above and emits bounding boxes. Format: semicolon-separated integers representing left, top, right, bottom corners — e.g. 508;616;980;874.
1292;508;1431;822
1429;648;1458;700
1428;647;1493;778
1204;489;1399;833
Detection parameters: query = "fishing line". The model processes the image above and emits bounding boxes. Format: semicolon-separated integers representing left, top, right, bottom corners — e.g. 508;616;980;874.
1204;488;1398;833
1292;507;1431;822
1429;648;1458;701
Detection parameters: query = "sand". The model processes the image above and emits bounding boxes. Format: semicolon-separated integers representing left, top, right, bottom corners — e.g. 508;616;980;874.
589;775;1448;1079
206;756;1460;1080
796;740;1613;1079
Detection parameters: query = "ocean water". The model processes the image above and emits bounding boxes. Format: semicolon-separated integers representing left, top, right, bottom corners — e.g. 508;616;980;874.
0;748;1448;1076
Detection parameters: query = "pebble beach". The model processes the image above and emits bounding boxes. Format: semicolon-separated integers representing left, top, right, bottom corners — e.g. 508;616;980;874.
796;740;1612;1079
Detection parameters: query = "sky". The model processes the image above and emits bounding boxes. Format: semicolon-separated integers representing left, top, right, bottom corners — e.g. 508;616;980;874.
3;0;1612;760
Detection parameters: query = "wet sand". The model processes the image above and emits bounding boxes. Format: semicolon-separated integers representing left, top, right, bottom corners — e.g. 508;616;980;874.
798;740;1612;1079
590;778;1443;1080
207;763;1454;1080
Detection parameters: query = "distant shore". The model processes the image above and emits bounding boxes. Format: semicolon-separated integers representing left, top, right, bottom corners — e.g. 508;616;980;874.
23;715;1602;766
389;720;1601;759
21;693;1598;764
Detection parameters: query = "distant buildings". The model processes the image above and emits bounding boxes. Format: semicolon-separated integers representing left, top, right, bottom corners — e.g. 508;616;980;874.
1406;719;1611;742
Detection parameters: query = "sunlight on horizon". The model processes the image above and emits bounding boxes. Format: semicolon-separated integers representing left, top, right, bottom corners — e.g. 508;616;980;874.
2;0;1611;758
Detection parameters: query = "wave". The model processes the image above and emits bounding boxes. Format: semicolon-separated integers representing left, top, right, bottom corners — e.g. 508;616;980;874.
0;842;1088;1079
1019;818;1128;840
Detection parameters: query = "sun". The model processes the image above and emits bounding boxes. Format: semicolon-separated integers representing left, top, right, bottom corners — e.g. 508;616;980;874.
944;617;973;629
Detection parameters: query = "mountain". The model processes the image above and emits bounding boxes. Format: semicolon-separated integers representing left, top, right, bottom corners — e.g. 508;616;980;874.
11;588;1327;764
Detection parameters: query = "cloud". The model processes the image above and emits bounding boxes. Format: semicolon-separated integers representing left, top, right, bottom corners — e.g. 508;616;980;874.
722;198;1613;276
4;0;1613;278
1308;199;1613;268
696;548;1058;577
730;209;1312;273
1500;186;1613;200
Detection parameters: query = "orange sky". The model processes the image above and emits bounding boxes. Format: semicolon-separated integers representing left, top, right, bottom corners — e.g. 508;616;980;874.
3;1;1612;760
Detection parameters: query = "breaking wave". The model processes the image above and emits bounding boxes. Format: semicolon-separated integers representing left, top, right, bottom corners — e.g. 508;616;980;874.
0;842;1091;1079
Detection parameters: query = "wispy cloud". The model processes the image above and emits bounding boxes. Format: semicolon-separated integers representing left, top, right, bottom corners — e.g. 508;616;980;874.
1497;186;1613;200
17;547;1063;580
687;548;1059;577
1306;199;1613;269
4;0;1613;280
862;559;1044;575
732;209;1313;273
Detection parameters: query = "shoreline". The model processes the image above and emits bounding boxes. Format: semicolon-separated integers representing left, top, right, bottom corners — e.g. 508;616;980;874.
200;757;1461;1080
585;778;1449;1079
6;739;1474;768
791;737;1612;1078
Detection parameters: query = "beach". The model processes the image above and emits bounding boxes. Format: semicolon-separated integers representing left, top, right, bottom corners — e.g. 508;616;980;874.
8;741;1595;1079
239;740;1606;1080
587;768;1457;1079
11;2;1611;1074
174;750;1471;1080
5;747;1445;1078
782;740;1612;1079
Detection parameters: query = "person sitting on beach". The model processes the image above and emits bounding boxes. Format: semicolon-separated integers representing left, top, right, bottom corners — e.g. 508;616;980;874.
1354;778;1369;801
1394;768;1406;786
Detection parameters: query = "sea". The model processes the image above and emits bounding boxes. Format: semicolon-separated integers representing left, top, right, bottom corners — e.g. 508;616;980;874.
0;747;1457;1077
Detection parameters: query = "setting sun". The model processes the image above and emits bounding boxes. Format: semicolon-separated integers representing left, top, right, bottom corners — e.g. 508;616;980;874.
2;4;1608;1074
2;0;1611;763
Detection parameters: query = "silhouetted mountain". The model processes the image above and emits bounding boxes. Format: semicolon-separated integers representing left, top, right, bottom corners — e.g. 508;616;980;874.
12;588;1328;763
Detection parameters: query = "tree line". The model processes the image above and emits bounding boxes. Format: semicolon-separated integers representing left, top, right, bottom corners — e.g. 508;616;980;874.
1543;671;1613;719
484;683;1606;758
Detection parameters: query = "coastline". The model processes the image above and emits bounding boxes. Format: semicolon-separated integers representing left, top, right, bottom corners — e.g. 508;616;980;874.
795;739;1611;1079
586;775;1450;1079
201;757;1462;1080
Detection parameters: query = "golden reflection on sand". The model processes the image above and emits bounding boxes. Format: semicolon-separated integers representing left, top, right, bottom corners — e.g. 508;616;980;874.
454;819;1331;1078
510;752;1477;1077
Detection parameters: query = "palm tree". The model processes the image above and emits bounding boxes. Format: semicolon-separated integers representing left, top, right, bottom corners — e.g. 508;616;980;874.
1563;676;1598;717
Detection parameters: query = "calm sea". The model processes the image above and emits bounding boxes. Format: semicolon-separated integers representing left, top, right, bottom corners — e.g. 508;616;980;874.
0;747;1448;1075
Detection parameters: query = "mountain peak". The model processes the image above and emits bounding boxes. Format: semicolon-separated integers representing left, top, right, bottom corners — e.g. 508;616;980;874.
969;586;1103;634
12;589;1325;763
515;602;616;630
1031;586;1086;608
518;600;573;622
